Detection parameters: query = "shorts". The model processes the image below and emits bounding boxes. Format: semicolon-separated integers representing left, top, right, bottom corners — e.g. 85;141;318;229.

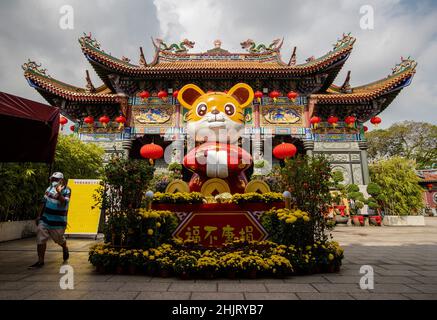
36;222;66;246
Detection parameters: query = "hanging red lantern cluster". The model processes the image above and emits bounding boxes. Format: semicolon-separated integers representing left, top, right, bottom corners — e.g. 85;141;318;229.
370;116;381;126
344;116;356;127
269;90;280;103
363;125;368;132
310;116;321;128
287;91;299;101
140;143;164;165
172;90;179;98
273;142;297;159
427;183;433;191
254;91;263;103
328;115;339;128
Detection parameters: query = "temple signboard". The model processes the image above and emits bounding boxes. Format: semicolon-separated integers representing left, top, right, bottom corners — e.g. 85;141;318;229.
173;211;268;247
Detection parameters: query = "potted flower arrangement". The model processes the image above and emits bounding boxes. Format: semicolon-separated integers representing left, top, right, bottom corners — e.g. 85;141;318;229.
267;255;293;278
219;252;244;279
241;255;267;279
174;255;197;280
196;256;220;279
156;256;173;277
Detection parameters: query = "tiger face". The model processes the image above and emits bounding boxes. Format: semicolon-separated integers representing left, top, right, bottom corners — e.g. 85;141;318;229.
178;83;254;142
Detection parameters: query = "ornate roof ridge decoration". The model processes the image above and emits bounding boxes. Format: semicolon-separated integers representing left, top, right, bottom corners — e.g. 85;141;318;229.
79;32;137;68
23;61;121;104
311;57;417;104
240;38;284;53
22;59;51;78
79;33;355;78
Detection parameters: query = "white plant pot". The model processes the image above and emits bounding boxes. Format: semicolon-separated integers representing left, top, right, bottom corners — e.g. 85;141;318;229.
0;220;37;242
383;215;426;226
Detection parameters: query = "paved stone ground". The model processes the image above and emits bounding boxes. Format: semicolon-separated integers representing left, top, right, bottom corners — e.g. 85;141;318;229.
1;217;437;300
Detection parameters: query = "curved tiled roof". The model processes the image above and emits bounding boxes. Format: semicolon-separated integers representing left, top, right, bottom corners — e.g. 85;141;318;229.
22;60;122;104
311;58;417;104
79;33;356;78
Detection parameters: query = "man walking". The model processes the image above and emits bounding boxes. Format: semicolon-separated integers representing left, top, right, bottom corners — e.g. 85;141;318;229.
28;172;71;269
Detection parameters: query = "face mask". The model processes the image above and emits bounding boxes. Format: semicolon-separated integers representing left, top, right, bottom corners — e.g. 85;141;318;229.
51;181;59;188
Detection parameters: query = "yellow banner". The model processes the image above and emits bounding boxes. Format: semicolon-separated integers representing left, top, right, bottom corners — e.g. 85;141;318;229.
65;179;102;236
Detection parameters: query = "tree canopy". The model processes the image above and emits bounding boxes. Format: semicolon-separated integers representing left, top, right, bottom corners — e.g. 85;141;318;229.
0;134;104;222
369;156;424;216
366;121;437;169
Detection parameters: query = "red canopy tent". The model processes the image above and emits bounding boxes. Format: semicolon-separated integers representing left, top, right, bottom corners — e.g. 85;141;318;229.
0;91;60;163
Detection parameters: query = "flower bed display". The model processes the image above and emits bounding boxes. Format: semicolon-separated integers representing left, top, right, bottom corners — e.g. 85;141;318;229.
89;239;344;278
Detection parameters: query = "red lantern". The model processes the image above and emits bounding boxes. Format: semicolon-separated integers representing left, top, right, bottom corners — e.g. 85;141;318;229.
115;115;126;130
70;125;75;132
363;125;368;132
84;116;94;132
60;116;68;125
59;116;68;130
254;91;263;103
328;115;339;128
273;143;297;159
140;143;164;165
344;116;356;127
427;183;433;191
310;116;321;128
287;91;299;100
99;115;110;128
139;91;150;100
269;90;280;102
172;90;179;98
370;116;381;126
158;90;168;100
84;116;94;124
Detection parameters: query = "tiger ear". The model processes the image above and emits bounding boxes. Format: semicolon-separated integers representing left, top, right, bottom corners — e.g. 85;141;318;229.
228;83;254;109
177;84;205;110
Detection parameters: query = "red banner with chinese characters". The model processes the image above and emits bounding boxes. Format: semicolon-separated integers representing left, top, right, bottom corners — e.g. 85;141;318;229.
173;211;268;247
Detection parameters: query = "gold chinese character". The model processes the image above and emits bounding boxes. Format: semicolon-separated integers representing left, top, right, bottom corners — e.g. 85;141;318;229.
239;226;254;242
222;224;235;243
185;226;201;243
204;226;218;245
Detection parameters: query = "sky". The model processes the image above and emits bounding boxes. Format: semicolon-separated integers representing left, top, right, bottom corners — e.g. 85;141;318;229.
0;0;436;129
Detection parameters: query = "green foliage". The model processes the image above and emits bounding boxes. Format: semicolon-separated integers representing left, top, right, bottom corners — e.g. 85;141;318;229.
366;182;381;197
346;184;360;193
0;135;104;222
366;121;437;169
53;135;104;179
149;171;181;192
369;157;424;215
167;162;183;173
279;155;334;243
252;165;284;193
97;156;155;214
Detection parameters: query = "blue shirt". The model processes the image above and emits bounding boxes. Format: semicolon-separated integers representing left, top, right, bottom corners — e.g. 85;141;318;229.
41;185;71;229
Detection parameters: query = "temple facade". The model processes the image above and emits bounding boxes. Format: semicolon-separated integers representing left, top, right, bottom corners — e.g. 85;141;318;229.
23;33;416;187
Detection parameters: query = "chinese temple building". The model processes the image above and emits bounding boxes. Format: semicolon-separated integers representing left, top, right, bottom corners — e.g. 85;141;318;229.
23;33;416;189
